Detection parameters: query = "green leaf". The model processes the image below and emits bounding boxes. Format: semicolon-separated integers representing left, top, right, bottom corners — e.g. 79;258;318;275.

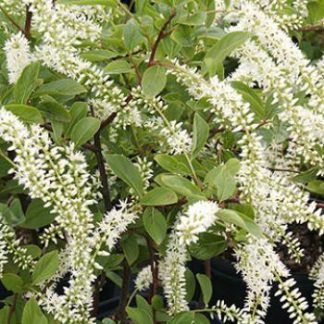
105;270;122;287
32;250;59;285
143;208;167;245
0;307;10;323
239;212;263;237
190;233;227;260
121;234;139;265
37;100;71;123
142;66;167;97
168;311;194;324
4;104;43;123
204;159;239;201
1;273;24;293
104;60;133;74
140;187;178;206
217;209;263;237
123;19;144;50
196;273;212;306
64;102;88;137
136;295;153;318
2;198;25;226
159;174;205;200
21;199;55;229
22;298;48;324
171;26;193;47
25;244;42;259
204;31;251;76
194;313;210;324
192;113;209;157
177;12;206;26
35;79;86;97
185;269;196;302
80;50;120;62
217;209;246;229
70;116;100;147
105;154;144;197
126;307;153;324
152;295;164;310
154;154;192;175
307;180;324;196
14;62;40;104
231;81;265;119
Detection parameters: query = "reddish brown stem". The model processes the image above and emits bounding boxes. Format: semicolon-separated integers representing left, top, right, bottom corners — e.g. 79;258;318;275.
116;260;131;323
148;9;176;67
24;6;32;40
204;260;211;278
90;106;112;212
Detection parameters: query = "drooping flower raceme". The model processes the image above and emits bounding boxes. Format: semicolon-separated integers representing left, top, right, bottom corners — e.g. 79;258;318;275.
310;254;324;309
176;201;219;245
0;108;99;323
135;265;153;291
4;32;32;84
161;200;219;314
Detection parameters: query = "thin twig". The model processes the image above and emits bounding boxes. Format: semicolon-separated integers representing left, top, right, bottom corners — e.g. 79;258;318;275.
90;106;112;212
7;294;18;324
24;5;32;40
148;9;176;67
116;260;131;322
299;22;324;33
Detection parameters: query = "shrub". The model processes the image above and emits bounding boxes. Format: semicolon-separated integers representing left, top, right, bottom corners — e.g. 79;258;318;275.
0;0;323;323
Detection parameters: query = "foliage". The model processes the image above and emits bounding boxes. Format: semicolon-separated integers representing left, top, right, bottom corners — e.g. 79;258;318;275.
0;0;323;323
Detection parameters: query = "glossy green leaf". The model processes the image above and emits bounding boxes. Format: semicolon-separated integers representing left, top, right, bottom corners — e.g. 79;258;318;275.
124;19;144;50
168;311;194;324
126;306;153;324
21;199;55;229
190;233;227;260
105;154;144;197
1;273;24;293
231;81;265;119
14;62;40;104
204;32;251;75
159;174;205;200
35;79;86;97
71;116;100;147
64;102;88;136
22;298;48;324
104;60;133;74
307;180;324;195
32;250;59;285
121;234;139;265
140;187;178;206
81;50;120;62
192;113;209;157
4;104;43;123
185;269;196;302
143;208;167;245
37;100;71;123
196;273;212;306
142;66;167;97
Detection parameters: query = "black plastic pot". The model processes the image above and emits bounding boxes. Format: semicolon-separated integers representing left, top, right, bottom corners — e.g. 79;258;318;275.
209;258;315;324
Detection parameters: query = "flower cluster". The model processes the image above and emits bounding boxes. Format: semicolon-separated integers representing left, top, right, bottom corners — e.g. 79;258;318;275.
135;265;153;291
4;32;32;84
176;201;219;245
